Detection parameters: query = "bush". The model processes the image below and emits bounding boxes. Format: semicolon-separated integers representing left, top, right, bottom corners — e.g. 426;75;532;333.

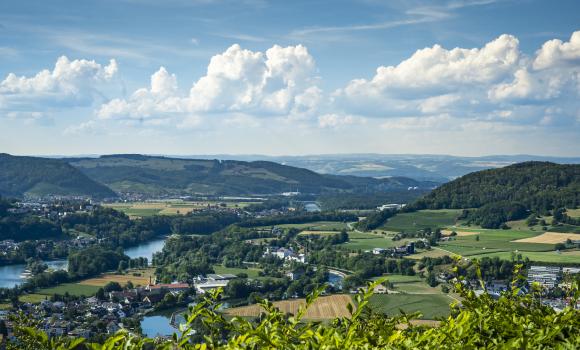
7;270;580;349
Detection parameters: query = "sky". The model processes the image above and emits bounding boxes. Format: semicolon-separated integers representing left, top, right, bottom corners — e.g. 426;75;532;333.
0;0;579;157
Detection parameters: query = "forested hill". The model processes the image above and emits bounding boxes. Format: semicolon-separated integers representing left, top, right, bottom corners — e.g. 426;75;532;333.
65;154;437;196
413;161;580;212
0;154;117;199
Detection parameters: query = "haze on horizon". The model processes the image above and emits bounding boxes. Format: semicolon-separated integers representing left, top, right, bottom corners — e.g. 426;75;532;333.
1;0;579;157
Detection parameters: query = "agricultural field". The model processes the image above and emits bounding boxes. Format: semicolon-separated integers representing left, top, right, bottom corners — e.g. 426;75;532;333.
512;232;580;244
467;250;580;264
104;200;256;218
438;228;555;254
20;283;101;303
19;269;156;303
79;268;156;287
224;294;353;320
298;230;341;236
212;265;262;278
381;210;463;233
368;294;453;320
340;231;414;251
566;208;580;218
407;248;452;260
267;221;350;231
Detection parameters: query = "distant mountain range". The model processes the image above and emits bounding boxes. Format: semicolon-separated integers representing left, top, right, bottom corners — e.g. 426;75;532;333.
0;154;439;199
161;154;580;182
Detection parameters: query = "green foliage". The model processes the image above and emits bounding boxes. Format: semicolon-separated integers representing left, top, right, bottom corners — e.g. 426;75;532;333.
67;154;436;196
415;162;579;211
0;153;116;199
68;247;129;279
357;209;396;231
414;162;580;227
8;272;580;349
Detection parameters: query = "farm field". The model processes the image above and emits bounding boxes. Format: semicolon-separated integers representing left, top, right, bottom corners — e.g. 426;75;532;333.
224;294;353;320
381;210;462;233
467;250;580;264
298;231;341;236
20;283;101;303
371;274;423;283
341;231;413;251
368;294;452;320
441;229;479;237
104;200;256;218
566;209;580;218
267;221;350;231
19;269;156;303
438;228;556;255
408;248;455;260
512;232;580;244
212;265;262;278
79;268;155;287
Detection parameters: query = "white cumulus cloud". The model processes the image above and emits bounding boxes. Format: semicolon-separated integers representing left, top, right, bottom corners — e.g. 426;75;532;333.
0;56;118;110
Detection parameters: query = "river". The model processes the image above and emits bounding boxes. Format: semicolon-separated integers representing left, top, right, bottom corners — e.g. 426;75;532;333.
124;237;167;263
327;270;345;289
0;259;69;289
141;309;187;338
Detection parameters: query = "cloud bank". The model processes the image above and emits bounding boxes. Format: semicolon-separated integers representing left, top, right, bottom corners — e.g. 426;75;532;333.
2;31;579;138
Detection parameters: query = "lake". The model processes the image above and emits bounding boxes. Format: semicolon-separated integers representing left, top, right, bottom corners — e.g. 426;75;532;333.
124;237;166;263
0;259;68;289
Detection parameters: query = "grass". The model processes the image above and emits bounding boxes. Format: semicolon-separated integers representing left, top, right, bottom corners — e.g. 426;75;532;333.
368;294;452;320
35;283;100;297
79;268;155;287
566;209;580;218
438;228;555;255
382;210;462;233
19;293;50;303
104;200;257;218
225;295;352;320
212;265;262;278
298;231;341;236
260;221;350;231
408;249;453;260
371;274;423;283
466;250;580;264
341;231;414;251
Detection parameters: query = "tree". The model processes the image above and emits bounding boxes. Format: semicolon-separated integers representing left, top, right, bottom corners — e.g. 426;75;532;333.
96;288;105;300
103;282;122;293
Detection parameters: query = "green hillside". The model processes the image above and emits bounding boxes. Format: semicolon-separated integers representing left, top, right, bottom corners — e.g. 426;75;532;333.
0;154;116;199
412;162;580;229
414;162;579;211
66;154;436;196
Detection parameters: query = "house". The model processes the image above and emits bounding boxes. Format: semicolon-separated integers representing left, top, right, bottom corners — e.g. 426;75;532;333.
286;270;305;281
106;321;121;334
195;280;229;294
206;274;237;282
372;248;386;255
142;293;164;306
373;284;388;294
69;328;91;338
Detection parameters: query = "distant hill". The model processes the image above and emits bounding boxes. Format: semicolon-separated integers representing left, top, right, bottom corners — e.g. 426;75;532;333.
414;161;580;213
167;154;580;182
0;154;117;199
65;154;437;196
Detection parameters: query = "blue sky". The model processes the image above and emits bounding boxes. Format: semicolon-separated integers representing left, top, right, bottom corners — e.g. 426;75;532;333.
0;0;579;156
